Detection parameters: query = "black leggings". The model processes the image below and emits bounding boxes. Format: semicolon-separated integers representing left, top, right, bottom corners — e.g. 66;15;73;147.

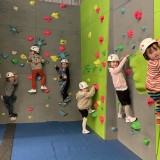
61;81;70;100
79;109;88;118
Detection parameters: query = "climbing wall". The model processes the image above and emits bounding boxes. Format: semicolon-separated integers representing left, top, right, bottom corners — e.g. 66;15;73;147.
80;0;109;139
154;0;160;159
111;0;155;159
0;0;81;123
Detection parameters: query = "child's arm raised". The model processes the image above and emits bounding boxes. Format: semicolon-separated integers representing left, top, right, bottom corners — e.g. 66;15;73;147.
85;86;95;98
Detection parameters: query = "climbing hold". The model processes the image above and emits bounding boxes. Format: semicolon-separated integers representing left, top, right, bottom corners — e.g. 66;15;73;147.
141;26;147;31
45;61;49;64
114;47;118;52
125;69;131;75
102;51;106;56
87;78;90;82
45;104;50;108
28;36;34;41
101;96;105;103
12;51;17;55
102;62;106;68
51;13;60;19
44;30;51;35
122;33;126;38
94;84;99;90
84;65;91;72
30;0;36;5
57;51;68;61
60;110;67;116
131;44;136;49
60;39;67;45
20;54;27;60
99;36;104;44
88;32;92;38
94;103;99;109
44;52;51;57
9;25;19;34
95;7;100;13
120;8;125;14
94;59;100;66
27;75;32;80
51;56;58;62
45;95;50;100
28;107;33;111
36;76;41;81
131;121;141;131
134;11;142;20
43;89;50;93
147;97;154;106
28;116;32;119
95;52;100;58
127;30;133;38
19;62;25;67
1;53;9;59
92;111;98;118
35;38;47;49
117;45;124;51
130;130;135;135
97;101;101;105
13;6;18;11
100;16;104;23
59;4;67;8
101;106;104;111
58;46;66;52
44;16;52;22
2;113;5;116
11;57;18;64
143;138;150;146
0;9;5;12
99;116;104;123
53;77;57;80
111;127;117;132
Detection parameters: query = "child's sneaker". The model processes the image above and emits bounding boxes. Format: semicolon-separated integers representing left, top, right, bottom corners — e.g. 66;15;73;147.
41;86;48;90
88;109;95;114
1;95;4;101
82;129;90;134
9;113;18;121
118;113;122;118
64;96;71;103
125;116;137;123
28;89;36;93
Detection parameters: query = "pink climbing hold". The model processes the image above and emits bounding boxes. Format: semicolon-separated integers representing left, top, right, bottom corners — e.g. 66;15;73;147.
28;107;33;111
27;36;34;41
43;89;50;93
44;52;51;57
94;84;99;90
60;4;67;8
125;69;131;75
44;30;51;35
127;30;133;38
99;36;104;44
58;45;66;51
99;116;104;123
134;11;142;20
95;52;100;58
102;62;106;68
27;75;32;80
100;16;104;23
96;7;100;13
147;97;155;107
101;96;105;103
44;16;52;22
94;103;98;109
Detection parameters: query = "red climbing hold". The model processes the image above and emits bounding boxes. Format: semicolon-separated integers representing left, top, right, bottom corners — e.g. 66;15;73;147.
27;36;34;41
99;116;104;123
125;69;131;75
102;62;106;68
96;7;100;13
99;36;104;44
95;52;100;58
94;103;98;109
100;16;104;23
127;30;133;38
134;11;142;20
101;96;105;103
44;16;52;22
58;45;66;51
94;84;99;90
44;30;51;35
147;97;154;107
60;4;67;8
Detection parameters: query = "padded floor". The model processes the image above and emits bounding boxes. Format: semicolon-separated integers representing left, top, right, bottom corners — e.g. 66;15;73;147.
0;124;6;145
11;121;141;160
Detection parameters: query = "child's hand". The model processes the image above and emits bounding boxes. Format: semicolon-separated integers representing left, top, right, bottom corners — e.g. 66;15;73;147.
14;74;18;79
125;54;130;58
41;59;45;63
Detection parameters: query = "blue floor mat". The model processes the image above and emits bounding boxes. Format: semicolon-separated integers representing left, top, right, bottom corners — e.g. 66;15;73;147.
0;124;6;145
11;121;141;160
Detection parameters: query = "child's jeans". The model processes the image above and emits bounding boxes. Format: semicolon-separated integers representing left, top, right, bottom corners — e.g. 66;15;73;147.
3;95;17;116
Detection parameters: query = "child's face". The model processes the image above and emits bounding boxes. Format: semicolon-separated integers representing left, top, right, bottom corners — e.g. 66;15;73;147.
146;44;160;60
110;61;119;68
30;50;35;55
8;76;15;82
61;63;68;69
82;87;88;92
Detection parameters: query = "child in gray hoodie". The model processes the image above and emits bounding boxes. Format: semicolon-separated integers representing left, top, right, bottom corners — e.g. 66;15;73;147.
76;81;95;134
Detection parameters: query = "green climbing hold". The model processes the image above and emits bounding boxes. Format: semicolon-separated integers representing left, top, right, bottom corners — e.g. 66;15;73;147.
84;65;91;72
143;138;150;146
92;111;98;118
101;106;104;111
118;45;124;51
131;121;141;131
102;51;106;56
11;57;18;64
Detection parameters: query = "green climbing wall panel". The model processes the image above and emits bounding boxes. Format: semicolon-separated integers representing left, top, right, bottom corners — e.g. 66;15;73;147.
81;0;109;139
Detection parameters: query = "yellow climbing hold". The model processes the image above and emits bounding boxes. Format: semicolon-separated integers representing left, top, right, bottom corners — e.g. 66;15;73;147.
94;5;98;10
87;78;90;82
53;77;57;80
51;13;60;19
30;0;36;5
20;54;27;60
69;92;71;96
51;56;58;62
2;113;5;116
88;32;92;38
94;59;100;66
28;116;32;119
46;104;50;108
60;39;67;45
97;101;101;105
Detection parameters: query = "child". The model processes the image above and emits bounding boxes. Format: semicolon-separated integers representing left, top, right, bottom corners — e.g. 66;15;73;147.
28;46;48;93
55;59;71;106
76;82;95;134
108;54;137;123
1;72;18;121
139;38;160;124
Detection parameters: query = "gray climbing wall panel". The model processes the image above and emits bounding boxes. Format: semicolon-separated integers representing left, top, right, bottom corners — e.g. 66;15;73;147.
0;0;81;123
109;0;155;159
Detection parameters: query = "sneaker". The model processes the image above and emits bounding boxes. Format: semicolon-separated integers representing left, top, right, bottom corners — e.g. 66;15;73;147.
59;102;67;107
88;109;95;114
126;116;137;123
82;129;90;134
41;86;48;90
63;96;71;103
118;113;122;118
1;95;4;101
28;89;36;93
10;116;17;121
